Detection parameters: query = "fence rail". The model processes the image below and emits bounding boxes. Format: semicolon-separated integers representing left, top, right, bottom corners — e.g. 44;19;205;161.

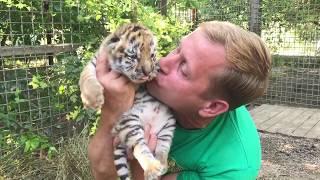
0;44;81;57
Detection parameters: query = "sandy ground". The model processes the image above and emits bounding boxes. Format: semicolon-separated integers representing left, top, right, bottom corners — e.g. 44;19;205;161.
258;131;320;179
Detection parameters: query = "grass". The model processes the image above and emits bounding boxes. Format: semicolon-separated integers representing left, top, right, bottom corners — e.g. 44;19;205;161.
0;125;93;180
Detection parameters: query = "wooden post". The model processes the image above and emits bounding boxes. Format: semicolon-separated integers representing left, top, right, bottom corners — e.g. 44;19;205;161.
160;0;167;16
191;8;198;29
43;0;54;65
131;0;138;22
249;0;261;36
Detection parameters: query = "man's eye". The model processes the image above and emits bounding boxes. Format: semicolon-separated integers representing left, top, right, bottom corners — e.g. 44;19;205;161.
180;61;188;77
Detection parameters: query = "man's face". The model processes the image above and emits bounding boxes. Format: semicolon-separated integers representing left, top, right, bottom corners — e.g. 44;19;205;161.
147;29;227;126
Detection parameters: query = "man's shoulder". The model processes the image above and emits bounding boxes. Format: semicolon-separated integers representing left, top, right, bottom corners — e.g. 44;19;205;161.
204;106;261;169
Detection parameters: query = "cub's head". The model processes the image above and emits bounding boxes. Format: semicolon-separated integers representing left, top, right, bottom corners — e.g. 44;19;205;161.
102;23;159;83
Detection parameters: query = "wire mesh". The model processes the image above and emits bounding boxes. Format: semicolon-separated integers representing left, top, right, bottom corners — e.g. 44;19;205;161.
0;0;90;155
171;0;320;108
255;0;320;108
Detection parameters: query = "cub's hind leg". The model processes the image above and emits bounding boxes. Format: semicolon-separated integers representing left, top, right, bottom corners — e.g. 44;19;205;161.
114;144;130;180
117;115;164;180
154;117;176;175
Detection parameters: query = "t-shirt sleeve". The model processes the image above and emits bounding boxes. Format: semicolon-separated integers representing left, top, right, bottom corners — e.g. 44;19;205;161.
176;168;259;180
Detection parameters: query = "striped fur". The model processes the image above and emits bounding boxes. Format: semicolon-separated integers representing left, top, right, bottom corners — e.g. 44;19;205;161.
79;23;175;180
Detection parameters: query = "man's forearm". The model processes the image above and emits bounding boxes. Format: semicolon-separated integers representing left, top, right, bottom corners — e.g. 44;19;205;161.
88;108;118;180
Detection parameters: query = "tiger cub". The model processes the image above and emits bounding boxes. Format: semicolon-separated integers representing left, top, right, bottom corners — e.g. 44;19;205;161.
79;23;176;180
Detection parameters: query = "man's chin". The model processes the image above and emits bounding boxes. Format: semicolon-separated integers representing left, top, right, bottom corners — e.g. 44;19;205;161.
146;80;156;95
146;81;163;101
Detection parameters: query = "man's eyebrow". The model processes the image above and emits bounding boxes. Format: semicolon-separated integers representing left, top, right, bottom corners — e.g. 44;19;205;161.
176;39;181;47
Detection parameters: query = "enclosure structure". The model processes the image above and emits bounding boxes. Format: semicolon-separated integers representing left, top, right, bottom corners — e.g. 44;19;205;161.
1;0;319;157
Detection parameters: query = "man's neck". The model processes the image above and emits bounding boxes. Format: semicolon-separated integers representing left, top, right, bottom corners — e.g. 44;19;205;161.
174;112;214;129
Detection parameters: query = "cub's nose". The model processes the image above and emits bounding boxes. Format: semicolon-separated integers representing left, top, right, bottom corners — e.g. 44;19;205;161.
142;64;152;76
142;67;148;76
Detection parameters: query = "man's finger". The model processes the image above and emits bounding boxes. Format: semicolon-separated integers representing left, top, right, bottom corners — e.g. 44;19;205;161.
127;148;134;160
107;70;121;80
113;137;120;147
99;70;130;88
96;51;110;77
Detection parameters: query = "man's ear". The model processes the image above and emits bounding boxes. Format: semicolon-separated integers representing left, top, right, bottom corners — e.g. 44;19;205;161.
198;100;229;118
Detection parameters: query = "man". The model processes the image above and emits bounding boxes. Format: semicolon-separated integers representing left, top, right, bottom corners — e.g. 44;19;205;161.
88;21;271;179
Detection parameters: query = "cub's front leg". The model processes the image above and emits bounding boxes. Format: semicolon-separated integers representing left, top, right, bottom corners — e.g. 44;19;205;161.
79;62;104;110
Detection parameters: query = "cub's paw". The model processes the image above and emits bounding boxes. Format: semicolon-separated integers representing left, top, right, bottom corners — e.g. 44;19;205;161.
80;79;104;110
144;158;165;180
155;151;169;174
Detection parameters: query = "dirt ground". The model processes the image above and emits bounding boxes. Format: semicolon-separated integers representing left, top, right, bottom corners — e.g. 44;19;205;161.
258;131;320;179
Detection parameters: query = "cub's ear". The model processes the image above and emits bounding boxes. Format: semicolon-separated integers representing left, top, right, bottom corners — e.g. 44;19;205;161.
106;35;120;49
109;36;120;43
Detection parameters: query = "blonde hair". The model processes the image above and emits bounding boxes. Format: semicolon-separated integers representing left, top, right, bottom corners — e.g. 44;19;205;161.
199;21;272;110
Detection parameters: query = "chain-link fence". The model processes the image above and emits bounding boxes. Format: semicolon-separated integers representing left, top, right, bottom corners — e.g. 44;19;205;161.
0;0;94;155
1;0;319;155
189;0;320;108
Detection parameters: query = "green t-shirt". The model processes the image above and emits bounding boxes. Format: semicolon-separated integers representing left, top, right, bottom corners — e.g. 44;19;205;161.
167;106;261;180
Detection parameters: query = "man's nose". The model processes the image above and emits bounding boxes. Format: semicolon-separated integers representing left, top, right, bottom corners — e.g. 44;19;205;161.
159;54;176;75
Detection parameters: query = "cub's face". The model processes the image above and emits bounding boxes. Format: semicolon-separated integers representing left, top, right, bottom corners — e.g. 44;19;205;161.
104;24;159;84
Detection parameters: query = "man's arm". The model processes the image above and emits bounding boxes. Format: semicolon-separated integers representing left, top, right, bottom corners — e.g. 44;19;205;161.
88;108;118;179
88;51;135;180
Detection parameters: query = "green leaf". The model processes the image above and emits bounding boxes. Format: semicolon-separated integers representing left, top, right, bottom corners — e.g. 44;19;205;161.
95;14;102;21
48;146;58;159
70;94;78;103
30;138;40;150
58;85;65;94
15;2;28;9
24;141;31;152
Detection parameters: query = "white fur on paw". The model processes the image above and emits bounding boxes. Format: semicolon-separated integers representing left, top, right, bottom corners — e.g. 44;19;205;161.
155;151;169;175
81;79;104;110
144;158;165;180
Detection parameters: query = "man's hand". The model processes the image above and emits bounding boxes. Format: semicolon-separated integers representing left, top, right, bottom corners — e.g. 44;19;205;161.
96;51;136;122
88;51;136;180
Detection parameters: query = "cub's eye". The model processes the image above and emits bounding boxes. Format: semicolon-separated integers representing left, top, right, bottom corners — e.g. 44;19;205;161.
129;54;137;59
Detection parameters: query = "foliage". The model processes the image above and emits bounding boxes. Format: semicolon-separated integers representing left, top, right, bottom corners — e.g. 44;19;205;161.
195;0;250;29
137;5;191;56
191;0;319;54
261;0;319;41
